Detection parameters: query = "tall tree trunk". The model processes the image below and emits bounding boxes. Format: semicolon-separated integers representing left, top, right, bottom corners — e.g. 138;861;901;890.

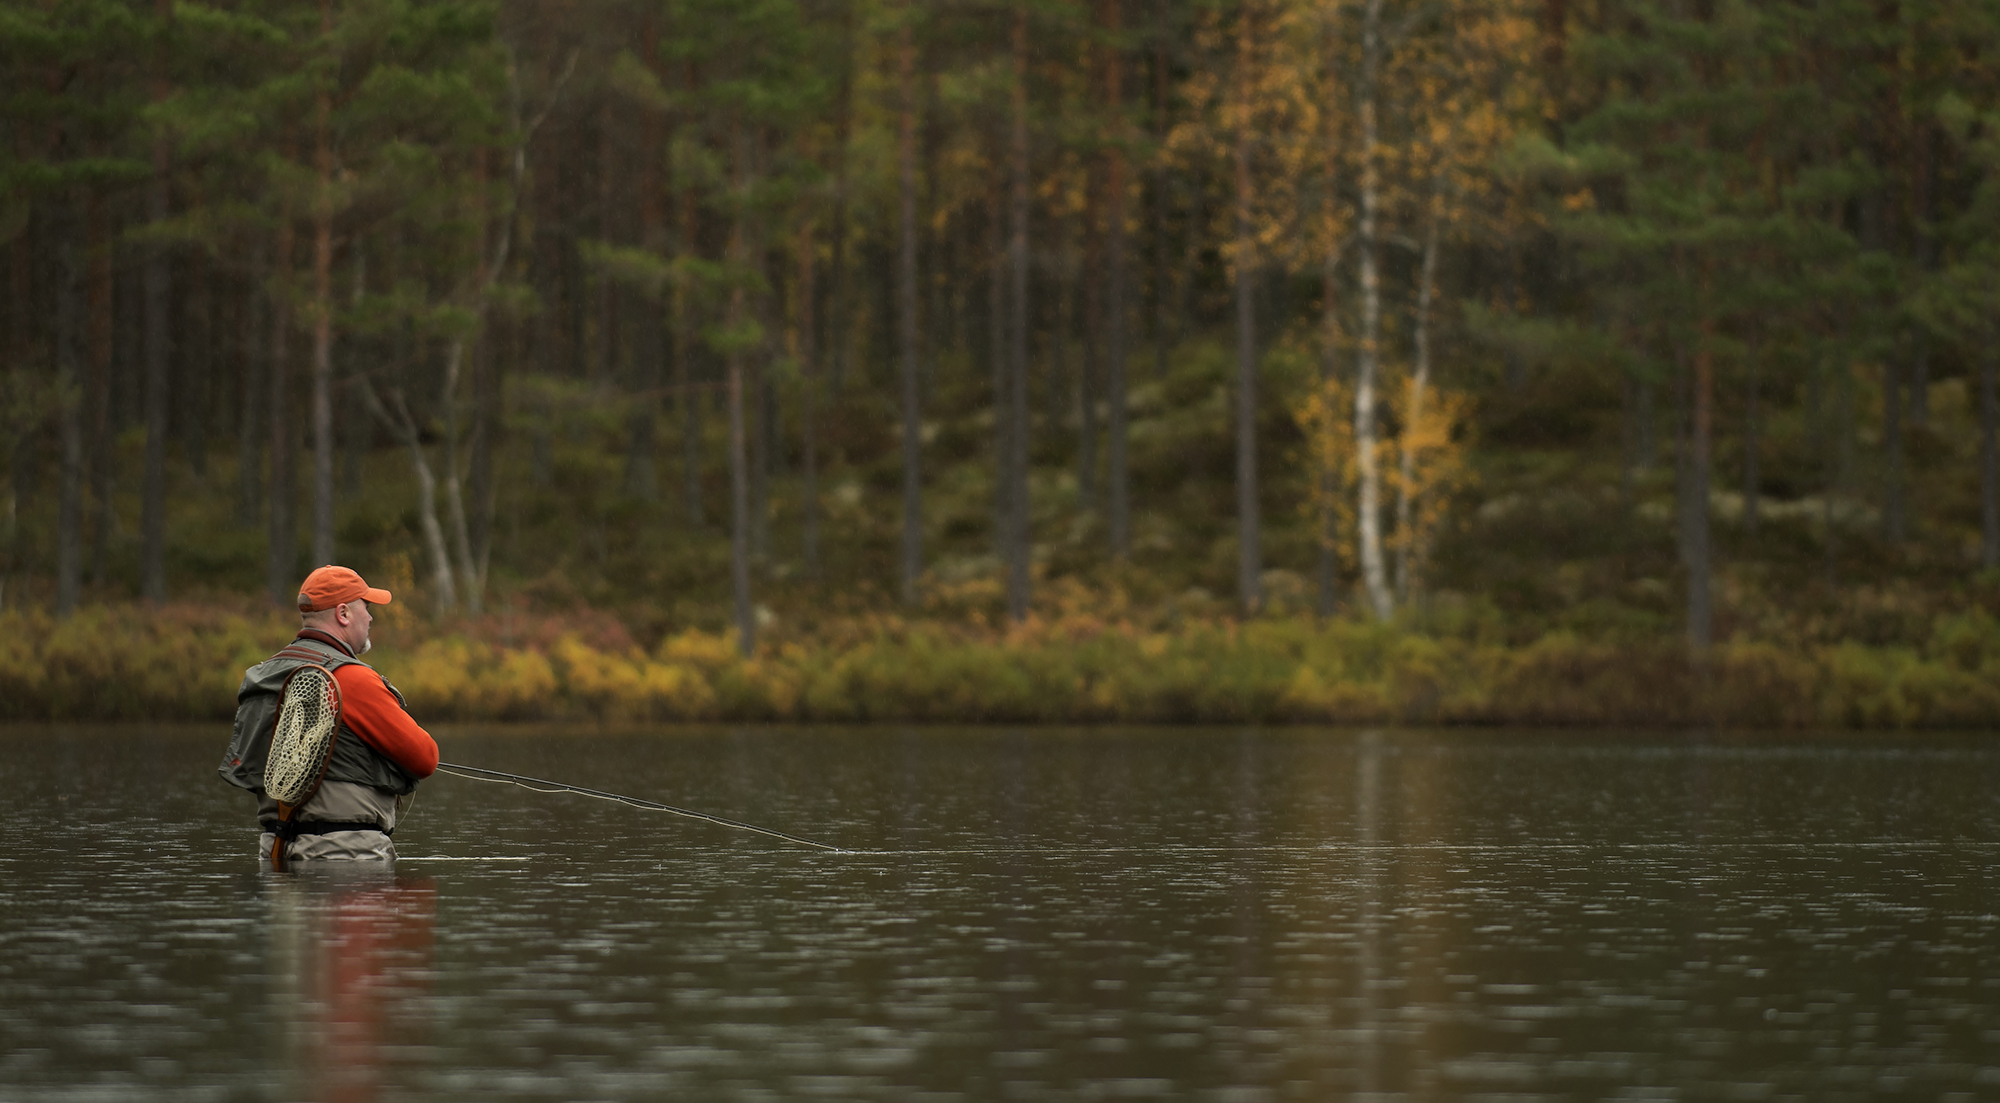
237;244;264;526
142;153;172;603
727;129;755;656
562;166;585;379
408;420;454;615
267;220;297;605
897;16;923;604
310;68;336;567
627;19;665;505
1882;354;1905;543
1149;0;1172;388
1005;11;1032;624
1685;323;1714;652
55;213;84;617
727;311;753;654
8;229;33;605
1981;332;1996;570
341;250;367;498
1104;0;1130;557
440;173;481;614
750;185;777;566
1353;0;1390;621
185;251;210;478
1079;194;1100;512
1912;130;1935;430
798;220;821;578
990;182;1009;563
141;0;174;604
1673;343;1690;562
751;287;771;563
1394;181;1440;603
919;45;942;402
677;186;700;525
1743;345;1760;535
468;324;496;592
439;338;481;614
357;378;456;614
86;194;113;587
1230;10;1260;616
828;18;855;394
593;101;618;394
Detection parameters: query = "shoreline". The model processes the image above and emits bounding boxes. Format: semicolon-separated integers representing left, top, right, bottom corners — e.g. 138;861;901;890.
5;603;1997;730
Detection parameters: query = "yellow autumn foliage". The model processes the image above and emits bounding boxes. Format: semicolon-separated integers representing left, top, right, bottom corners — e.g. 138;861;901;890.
5;603;2000;729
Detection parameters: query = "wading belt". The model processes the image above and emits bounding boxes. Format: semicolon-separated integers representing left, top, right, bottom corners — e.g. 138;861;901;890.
263;820;393;839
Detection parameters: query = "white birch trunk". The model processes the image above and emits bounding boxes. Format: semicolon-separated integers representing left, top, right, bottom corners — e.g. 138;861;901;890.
727;125;756;656
409;430;457;615
438;338;482;614
357;377;456;614
310;52;335;568
1353;0;1392;621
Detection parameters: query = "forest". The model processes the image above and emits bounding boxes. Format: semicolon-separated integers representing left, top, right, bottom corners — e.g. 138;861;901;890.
4;0;2000;725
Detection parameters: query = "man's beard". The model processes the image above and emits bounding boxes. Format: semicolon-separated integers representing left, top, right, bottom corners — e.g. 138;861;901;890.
358;635;372;655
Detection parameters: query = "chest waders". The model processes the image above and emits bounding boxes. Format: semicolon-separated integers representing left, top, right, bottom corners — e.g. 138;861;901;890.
221;633;419;864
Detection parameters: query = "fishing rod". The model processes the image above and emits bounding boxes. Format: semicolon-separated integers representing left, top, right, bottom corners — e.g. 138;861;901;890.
435;761;843;853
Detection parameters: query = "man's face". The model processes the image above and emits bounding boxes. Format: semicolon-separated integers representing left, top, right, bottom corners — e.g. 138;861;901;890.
345;600;374;655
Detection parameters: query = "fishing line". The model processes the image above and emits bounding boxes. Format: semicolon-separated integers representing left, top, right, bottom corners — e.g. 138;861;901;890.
396;855;534;862
804;841;2000;858
435;761;843;853
392;839;2000;863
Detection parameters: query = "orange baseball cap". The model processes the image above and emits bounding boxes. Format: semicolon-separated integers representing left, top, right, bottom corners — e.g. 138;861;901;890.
297;565;394;612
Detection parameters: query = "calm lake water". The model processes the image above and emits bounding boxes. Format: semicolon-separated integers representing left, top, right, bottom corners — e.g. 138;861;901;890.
2;725;1998;1101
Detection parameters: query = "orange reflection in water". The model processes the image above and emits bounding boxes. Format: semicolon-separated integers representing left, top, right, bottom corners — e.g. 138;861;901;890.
271;873;437;1103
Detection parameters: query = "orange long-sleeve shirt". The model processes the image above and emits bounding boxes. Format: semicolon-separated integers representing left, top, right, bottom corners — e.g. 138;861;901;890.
292;630;439;779
334;662;439;778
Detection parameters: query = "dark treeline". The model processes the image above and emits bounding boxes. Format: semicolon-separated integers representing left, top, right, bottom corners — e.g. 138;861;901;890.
3;0;1999;656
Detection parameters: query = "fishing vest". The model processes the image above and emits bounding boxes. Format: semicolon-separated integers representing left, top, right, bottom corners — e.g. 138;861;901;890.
218;632;419;798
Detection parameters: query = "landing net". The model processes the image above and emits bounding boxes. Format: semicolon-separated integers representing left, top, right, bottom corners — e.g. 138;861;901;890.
265;665;341;808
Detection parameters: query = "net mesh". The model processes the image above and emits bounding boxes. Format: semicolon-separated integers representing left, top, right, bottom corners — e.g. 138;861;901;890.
265;665;339;807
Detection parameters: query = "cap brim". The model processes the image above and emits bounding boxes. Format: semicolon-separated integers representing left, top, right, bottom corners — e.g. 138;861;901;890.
363;587;393;605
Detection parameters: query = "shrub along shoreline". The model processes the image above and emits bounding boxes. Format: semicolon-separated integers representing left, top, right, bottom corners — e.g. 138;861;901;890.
4;602;1999;728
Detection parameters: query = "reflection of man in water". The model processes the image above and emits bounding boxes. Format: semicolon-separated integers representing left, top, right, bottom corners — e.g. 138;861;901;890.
218;565;439;862
269;873;437;1103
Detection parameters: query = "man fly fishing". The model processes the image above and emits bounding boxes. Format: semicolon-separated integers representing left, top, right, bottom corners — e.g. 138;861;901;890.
219;565;438;863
